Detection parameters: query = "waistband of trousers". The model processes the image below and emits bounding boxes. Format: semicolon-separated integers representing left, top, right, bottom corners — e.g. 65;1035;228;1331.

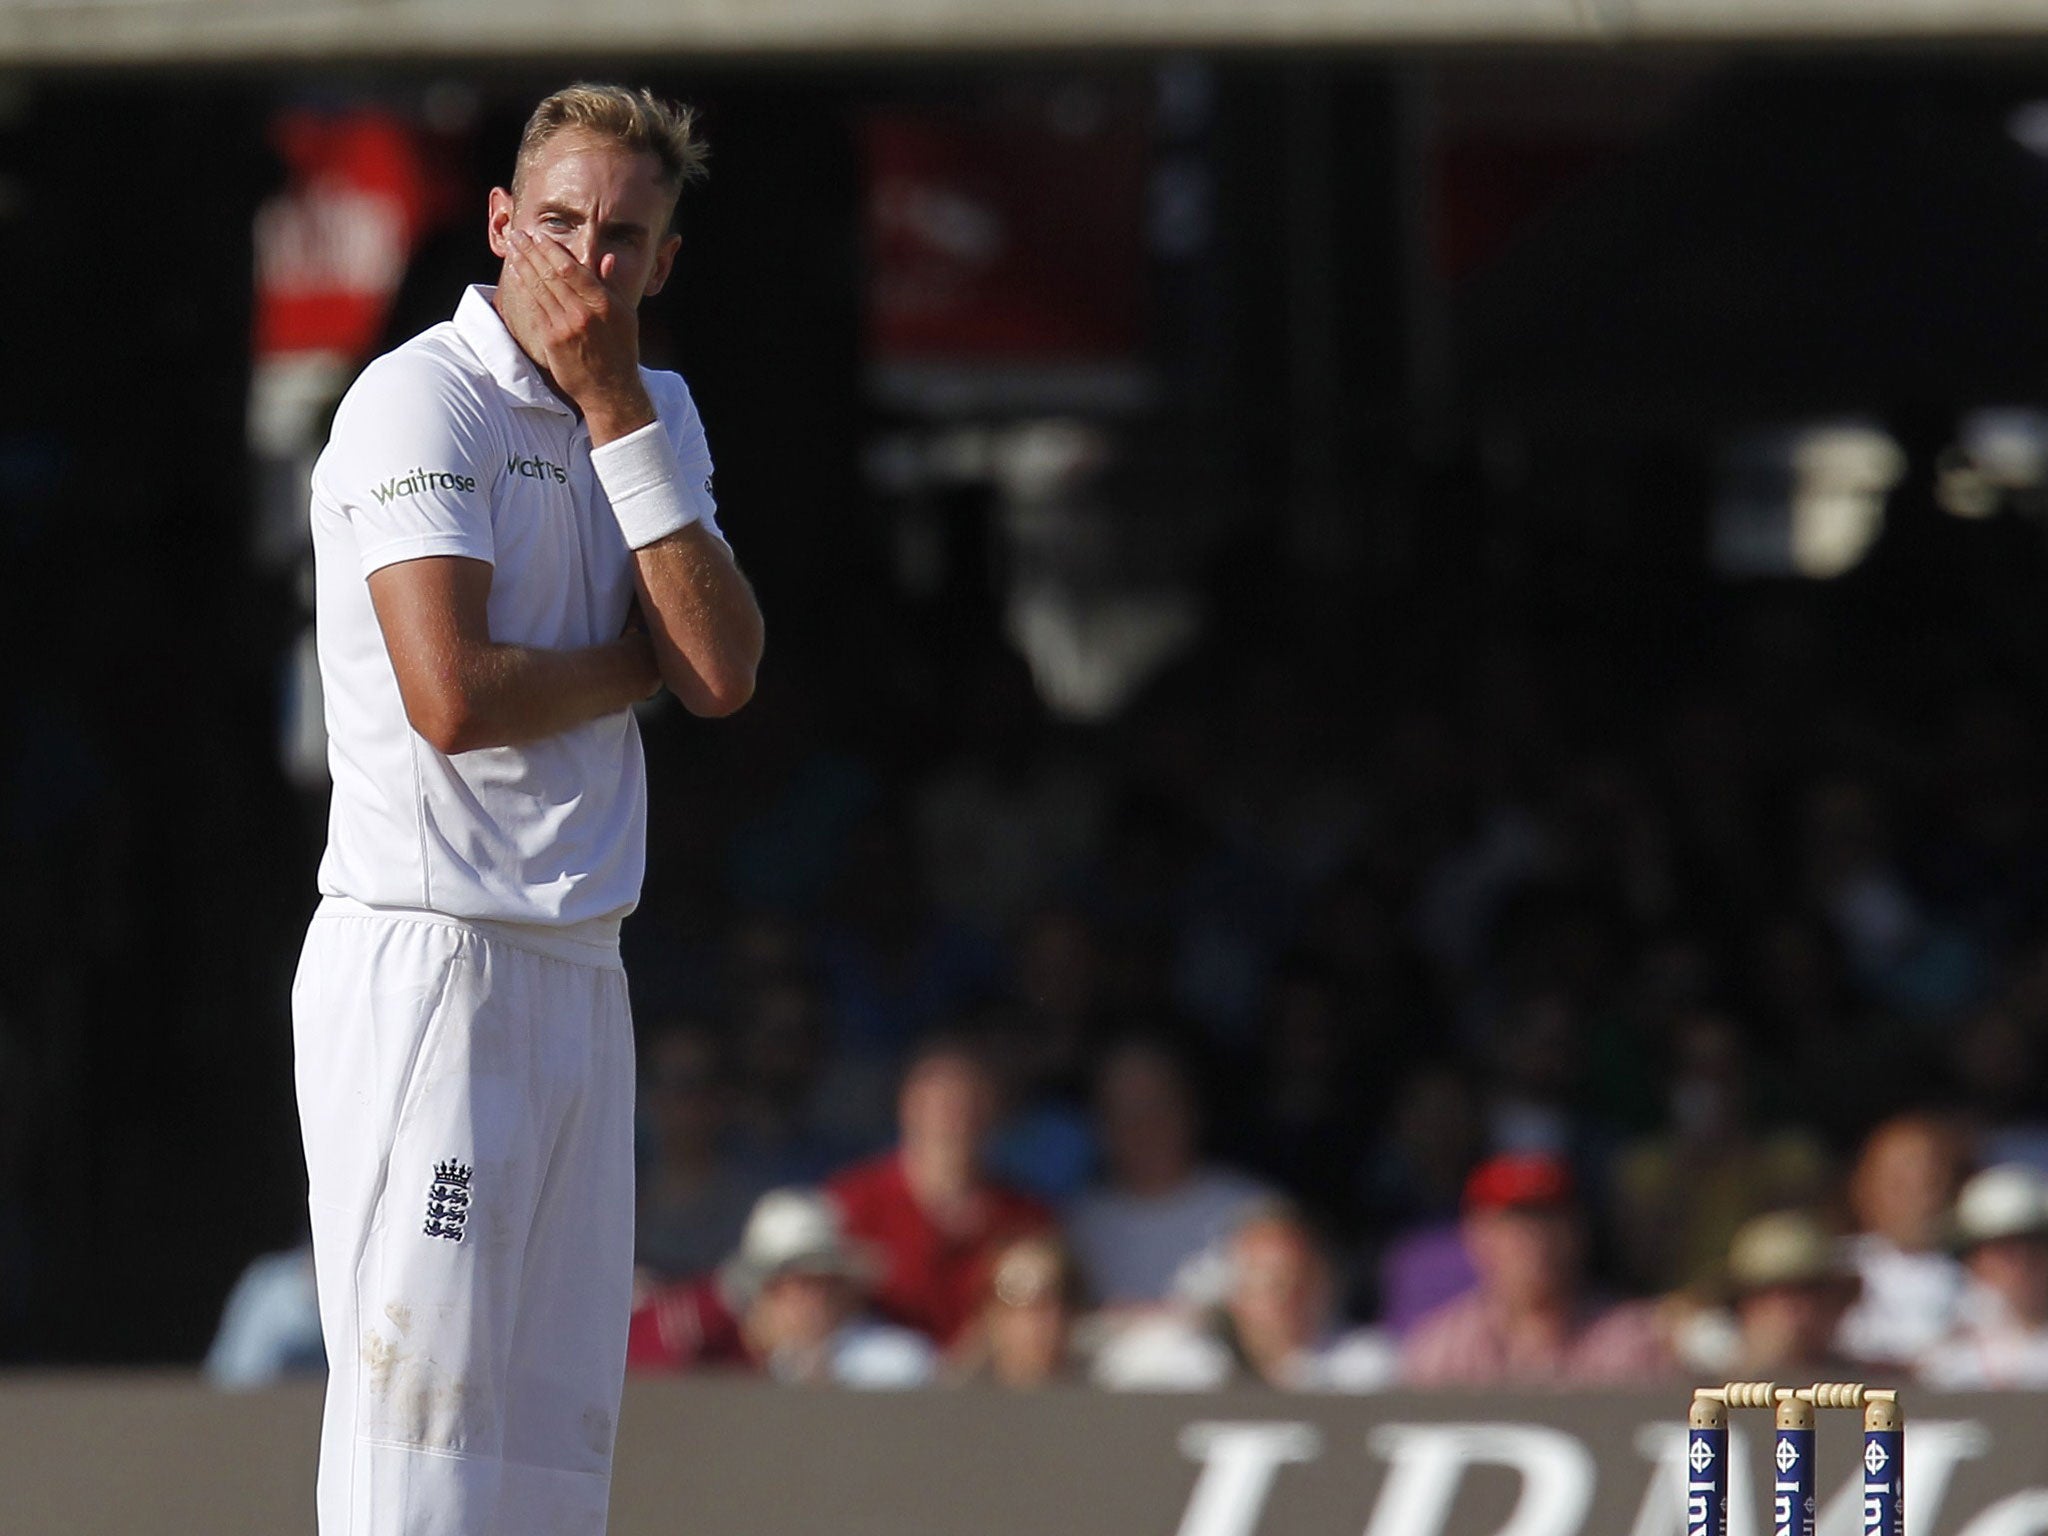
313;895;624;970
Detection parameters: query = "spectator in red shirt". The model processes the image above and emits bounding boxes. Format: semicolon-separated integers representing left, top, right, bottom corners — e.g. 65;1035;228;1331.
828;1036;1054;1348
1400;1152;1673;1387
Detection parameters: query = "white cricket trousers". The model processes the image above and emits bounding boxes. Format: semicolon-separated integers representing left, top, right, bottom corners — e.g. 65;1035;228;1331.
293;899;636;1536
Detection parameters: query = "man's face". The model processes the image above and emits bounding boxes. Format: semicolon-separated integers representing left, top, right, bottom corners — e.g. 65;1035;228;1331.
1227;1220;1329;1356
1853;1122;1961;1251
487;129;682;306
751;1270;854;1359
1097;1050;1196;1190
900;1054;996;1159
1737;1282;1855;1371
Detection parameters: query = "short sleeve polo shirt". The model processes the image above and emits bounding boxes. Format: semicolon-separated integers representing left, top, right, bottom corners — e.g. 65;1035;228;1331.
309;285;724;931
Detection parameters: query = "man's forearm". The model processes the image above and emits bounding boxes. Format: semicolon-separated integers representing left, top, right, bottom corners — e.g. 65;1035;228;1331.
431;634;658;753
632;525;764;718
493;233;760;719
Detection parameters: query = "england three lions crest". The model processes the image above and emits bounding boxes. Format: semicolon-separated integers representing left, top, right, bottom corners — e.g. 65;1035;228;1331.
424;1159;473;1242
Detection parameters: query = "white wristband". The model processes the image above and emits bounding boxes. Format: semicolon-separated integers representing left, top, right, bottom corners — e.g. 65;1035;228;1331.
590;420;698;549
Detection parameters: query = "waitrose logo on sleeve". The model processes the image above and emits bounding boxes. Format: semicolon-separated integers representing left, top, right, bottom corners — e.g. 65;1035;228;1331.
371;466;479;503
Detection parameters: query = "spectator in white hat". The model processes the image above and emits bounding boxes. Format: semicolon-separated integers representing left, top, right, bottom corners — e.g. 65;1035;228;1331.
725;1189;937;1388
1708;1209;1862;1381
1919;1164;2048;1390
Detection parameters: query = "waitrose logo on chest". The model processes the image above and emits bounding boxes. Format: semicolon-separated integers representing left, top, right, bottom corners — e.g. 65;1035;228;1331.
507;454;567;483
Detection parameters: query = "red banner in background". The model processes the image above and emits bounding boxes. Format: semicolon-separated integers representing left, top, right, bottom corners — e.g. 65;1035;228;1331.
862;109;1147;366
253;107;460;360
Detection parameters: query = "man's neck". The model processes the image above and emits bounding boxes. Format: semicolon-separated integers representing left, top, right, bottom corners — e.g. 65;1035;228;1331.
490;287;577;412
1120;1163;1192;1201
902;1144;978;1214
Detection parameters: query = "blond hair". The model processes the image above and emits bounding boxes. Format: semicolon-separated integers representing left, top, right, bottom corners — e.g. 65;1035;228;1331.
512;83;708;204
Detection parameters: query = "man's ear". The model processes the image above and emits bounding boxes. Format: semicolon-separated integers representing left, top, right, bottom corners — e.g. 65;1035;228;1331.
641;231;684;300
486;187;517;259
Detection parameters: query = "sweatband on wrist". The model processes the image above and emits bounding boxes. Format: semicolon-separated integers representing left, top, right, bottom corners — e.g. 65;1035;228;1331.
590;420;698;549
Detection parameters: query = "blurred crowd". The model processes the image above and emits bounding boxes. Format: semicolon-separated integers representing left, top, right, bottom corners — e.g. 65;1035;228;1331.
208;573;2048;1393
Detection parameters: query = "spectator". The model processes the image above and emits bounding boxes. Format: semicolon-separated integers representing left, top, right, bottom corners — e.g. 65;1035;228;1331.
203;1241;325;1389
828;1038;1053;1348
1094;1203;1394;1392
984;908;1105;1203
1364;1064;1484;1333
1835;1113;1971;1367
1067;1038;1271;1307
952;1235;1089;1388
635;1022;768;1281
1920;1164;2048;1389
1401;1152;1672;1387
1610;1012;1832;1294
628;1188;934;1388
1676;1210;1861;1380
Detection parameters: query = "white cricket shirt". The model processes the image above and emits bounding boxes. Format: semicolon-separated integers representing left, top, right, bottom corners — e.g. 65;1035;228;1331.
310;285;723;936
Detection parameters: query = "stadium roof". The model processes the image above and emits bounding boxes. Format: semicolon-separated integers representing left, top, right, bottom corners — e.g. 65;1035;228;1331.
11;0;2048;66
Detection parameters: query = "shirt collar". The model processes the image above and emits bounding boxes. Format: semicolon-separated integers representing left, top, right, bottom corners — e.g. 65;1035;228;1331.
453;284;573;416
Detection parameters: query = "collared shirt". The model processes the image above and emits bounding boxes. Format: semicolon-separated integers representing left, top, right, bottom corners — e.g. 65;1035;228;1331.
1835;1233;1968;1367
1066;1167;1272;1307
310;286;722;932
1399;1291;1674;1387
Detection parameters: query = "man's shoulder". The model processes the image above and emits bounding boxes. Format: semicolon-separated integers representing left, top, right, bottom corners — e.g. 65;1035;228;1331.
987;1182;1056;1231
639;364;698;412
1405;1287;1488;1343
1178;1166;1272;1218
1398;1291;1493;1384
346;322;492;411
641;367;710;444
1581;1294;1665;1340
1570;1295;1675;1379
826;1153;906;1209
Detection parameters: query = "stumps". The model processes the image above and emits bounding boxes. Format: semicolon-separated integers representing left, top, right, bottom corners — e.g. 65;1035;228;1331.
1686;1384;1904;1536
1864;1392;1905;1536
1688;1391;1729;1536
1775;1387;1816;1536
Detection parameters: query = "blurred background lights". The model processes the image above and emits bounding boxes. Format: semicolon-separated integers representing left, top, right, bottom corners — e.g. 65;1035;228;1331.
1938;407;2048;519
1714;421;1904;579
2007;99;2048;156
